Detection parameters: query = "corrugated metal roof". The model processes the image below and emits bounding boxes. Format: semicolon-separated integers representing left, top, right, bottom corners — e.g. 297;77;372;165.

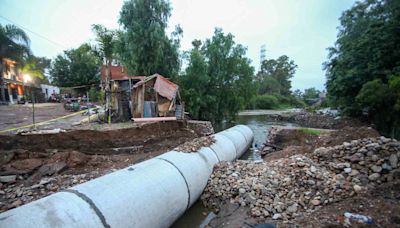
101;65;144;81
134;74;178;100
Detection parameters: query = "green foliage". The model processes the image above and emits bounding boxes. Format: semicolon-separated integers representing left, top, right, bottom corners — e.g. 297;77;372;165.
302;87;321;106
118;0;181;77
0;23;31;98
254;94;279;109
88;87;101;102
91;24;118;64
20;55;51;85
254;55;298;108
97;90;105;104
50;44;100;90
257;55;297;97
301;128;321;136
0;24;31;63
355;79;388;108
325;0;400;138
258;76;280;95
178;29;255;123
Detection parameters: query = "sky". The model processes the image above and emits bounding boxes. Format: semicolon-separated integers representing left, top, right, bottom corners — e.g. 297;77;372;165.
0;0;356;91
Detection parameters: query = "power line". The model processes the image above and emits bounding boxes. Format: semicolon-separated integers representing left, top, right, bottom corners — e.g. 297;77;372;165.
0;15;67;49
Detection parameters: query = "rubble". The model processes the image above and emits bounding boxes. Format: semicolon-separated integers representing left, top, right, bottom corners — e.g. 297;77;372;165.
312;136;400;185
174;136;215;153
201;136;400;222
0;171;103;212
0;175;16;183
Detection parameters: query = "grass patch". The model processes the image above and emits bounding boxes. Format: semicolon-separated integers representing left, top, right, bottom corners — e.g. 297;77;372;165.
301;128;321;135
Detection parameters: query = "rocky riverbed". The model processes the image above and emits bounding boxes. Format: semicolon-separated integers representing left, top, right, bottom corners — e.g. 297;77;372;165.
201;136;400;226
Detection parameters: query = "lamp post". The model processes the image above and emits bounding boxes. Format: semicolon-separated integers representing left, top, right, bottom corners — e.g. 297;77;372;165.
23;74;35;129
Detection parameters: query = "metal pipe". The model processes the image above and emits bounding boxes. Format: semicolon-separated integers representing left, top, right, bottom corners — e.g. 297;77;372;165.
0;125;253;228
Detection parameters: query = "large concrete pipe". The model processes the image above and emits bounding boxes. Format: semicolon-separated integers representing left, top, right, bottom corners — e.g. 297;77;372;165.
0;125;253;228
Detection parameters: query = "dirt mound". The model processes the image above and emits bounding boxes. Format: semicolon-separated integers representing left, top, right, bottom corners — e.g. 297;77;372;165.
0;121;197;154
293;180;400;227
263;126;379;161
273;111;367;129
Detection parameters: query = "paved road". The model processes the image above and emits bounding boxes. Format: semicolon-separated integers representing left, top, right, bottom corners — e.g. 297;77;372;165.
0;103;85;133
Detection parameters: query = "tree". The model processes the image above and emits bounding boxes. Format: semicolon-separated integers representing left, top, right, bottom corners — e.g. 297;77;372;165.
258;76;281;95
92;24;118;123
178;29;255;123
50;44;100;91
302;87;321;106
325;0;400;137
293;89;303;100
118;0;181;77
0;24;31;101
20;55;51;86
257;55;297;97
178;40;211;120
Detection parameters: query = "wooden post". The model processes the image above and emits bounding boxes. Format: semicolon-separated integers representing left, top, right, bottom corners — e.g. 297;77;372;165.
141;83;145;118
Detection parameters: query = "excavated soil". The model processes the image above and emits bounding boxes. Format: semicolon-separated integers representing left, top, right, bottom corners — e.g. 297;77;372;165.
0;121;213;212
263;126;380;161
0;121;204;154
292;180;400;227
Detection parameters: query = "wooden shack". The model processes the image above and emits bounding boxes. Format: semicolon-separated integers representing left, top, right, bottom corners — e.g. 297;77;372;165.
132;74;184;120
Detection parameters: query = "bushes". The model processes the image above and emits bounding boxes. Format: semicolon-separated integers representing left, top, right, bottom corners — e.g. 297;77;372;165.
301;128;321;135
248;93;305;110
254;94;279;109
88;87;104;103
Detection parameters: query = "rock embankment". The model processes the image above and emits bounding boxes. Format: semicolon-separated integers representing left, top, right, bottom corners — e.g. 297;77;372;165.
201;137;400;222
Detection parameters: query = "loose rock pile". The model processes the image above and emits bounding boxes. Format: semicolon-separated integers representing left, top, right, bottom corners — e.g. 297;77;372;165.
174;136;215;153
0;171;104;212
313;136;400;187
201;137;400;221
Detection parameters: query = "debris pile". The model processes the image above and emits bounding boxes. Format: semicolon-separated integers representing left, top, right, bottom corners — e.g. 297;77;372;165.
174;136;215;153
201;137;400;221
273;112;364;129
313;136;400;186
0;171;104;212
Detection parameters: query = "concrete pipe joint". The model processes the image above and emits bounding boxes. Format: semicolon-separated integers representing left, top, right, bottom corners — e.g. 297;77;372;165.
0;125;253;228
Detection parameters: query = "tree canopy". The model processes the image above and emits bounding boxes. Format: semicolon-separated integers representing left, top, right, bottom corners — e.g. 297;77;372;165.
302;87;321;106
0;24;31;64
251;55;299;109
178;29;255;122
118;0;181;77
20;55;51;85
257;55;297;97
91;24;118;65
325;0;400;137
50;44;100;89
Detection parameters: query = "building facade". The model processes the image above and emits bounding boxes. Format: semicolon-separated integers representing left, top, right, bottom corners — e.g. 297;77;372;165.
0;58;25;104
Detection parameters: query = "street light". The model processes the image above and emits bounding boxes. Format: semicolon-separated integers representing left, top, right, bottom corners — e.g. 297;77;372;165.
23;74;35;130
23;74;31;83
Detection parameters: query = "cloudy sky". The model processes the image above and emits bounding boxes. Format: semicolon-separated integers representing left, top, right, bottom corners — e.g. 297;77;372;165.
0;0;356;90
